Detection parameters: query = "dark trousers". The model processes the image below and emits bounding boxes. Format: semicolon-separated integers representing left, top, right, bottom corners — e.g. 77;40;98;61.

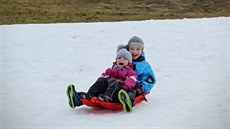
87;77;108;97
104;78;121;102
87;77;122;102
87;77;136;103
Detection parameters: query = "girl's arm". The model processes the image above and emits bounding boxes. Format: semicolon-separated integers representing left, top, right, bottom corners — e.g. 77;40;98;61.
101;68;112;78
122;70;137;91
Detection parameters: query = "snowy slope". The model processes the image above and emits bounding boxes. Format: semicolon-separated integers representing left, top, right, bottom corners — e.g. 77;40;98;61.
0;17;229;129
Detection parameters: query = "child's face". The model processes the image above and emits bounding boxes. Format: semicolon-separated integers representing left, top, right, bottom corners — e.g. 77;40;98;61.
116;57;129;68
129;44;142;59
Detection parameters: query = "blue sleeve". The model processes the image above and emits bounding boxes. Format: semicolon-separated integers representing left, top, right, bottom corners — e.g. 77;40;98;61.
139;65;156;93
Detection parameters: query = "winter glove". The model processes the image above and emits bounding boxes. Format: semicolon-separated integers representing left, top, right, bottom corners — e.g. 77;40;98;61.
135;86;143;95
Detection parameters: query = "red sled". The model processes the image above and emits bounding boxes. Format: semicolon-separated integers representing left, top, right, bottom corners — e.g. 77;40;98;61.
80;93;149;110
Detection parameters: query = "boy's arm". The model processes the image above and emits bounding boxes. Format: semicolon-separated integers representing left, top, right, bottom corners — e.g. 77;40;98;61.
137;71;156;93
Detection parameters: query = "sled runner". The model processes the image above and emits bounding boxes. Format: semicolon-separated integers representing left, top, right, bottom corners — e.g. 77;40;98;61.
80;92;149;110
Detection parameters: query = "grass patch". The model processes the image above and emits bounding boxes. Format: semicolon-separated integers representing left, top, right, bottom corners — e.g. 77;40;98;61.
0;0;229;24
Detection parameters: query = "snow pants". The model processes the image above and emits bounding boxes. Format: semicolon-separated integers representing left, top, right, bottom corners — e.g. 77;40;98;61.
87;77;122;102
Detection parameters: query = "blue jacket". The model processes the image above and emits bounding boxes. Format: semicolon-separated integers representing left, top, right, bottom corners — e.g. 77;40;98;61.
133;53;156;93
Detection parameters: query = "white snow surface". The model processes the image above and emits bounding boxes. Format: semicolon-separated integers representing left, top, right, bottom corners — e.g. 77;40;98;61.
0;17;229;129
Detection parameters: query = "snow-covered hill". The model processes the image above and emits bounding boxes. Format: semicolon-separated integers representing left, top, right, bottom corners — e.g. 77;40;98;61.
0;17;229;129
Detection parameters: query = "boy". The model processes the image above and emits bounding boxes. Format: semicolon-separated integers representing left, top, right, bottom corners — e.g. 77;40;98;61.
117;36;156;111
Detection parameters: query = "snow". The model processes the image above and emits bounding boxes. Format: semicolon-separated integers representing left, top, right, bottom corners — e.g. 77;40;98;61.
0;17;229;129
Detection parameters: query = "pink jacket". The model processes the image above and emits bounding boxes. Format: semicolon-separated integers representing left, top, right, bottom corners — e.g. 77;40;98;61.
101;63;137;91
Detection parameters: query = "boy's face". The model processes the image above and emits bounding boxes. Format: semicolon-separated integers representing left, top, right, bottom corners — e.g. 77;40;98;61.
116;57;129;68
129;44;142;59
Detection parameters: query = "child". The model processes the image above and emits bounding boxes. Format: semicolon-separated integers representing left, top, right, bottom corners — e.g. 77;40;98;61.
66;49;137;108
98;48;137;102
117;36;156;111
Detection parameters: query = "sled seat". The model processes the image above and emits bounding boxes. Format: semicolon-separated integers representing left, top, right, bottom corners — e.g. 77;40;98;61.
80;92;149;110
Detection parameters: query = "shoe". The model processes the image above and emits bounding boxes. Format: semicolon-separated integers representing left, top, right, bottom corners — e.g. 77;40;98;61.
118;89;132;112
78;92;92;100
98;94;112;102
66;84;82;108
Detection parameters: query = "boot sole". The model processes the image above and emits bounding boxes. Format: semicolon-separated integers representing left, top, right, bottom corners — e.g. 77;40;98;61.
66;84;75;109
118;89;132;112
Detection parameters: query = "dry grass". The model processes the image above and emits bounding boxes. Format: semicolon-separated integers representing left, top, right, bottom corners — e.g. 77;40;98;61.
0;0;229;24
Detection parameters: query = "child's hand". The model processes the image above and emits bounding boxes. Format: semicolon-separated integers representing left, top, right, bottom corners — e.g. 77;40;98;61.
119;81;127;90
118;81;125;86
135;86;143;95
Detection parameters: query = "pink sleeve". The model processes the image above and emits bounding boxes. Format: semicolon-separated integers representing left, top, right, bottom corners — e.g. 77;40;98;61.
122;70;137;91
102;68;112;77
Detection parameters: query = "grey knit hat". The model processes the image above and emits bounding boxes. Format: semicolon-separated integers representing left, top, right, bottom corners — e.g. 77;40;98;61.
116;48;132;63
127;36;144;49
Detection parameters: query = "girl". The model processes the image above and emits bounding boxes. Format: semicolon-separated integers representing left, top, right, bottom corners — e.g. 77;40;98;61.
66;49;137;108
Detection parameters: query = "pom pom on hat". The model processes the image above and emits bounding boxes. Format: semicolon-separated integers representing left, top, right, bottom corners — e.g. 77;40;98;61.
117;44;128;52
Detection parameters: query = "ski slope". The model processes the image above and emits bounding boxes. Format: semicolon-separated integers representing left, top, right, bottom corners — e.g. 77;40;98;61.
0;17;229;129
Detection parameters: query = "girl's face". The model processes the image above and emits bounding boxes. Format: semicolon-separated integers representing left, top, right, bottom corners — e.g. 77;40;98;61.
116;57;129;68
128;44;142;59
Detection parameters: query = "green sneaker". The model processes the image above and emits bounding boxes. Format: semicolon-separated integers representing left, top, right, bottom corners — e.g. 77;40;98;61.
66;84;82;108
118;89;132;112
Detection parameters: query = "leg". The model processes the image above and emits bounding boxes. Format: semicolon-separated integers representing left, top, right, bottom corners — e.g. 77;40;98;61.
127;88;135;106
66;84;83;108
118;89;133;112
87;77;108;97
104;79;121;101
99;79;122;102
